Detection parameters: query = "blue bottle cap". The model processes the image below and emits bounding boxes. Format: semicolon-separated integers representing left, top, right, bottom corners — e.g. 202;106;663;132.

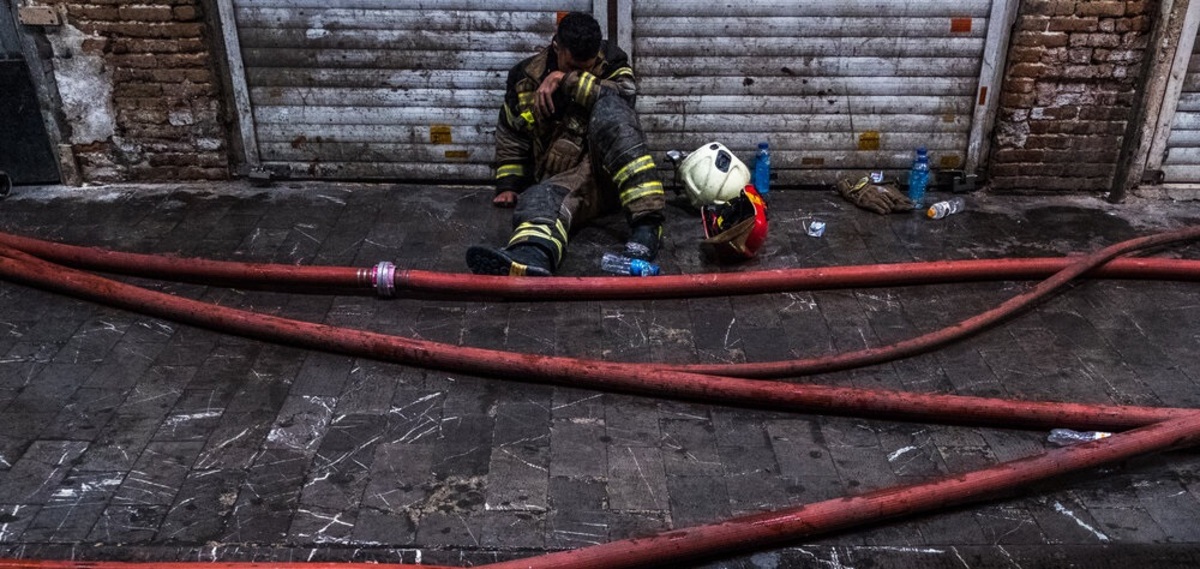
758;141;769;150
630;259;659;276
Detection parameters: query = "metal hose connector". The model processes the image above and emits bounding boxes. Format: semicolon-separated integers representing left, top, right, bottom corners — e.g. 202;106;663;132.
372;261;396;298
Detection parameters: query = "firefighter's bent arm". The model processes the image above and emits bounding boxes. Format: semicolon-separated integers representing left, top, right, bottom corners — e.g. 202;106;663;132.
560;64;637;111
494;66;537;196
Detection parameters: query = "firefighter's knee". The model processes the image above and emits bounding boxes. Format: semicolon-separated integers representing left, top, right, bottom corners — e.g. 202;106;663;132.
513;183;570;226
588;97;640;153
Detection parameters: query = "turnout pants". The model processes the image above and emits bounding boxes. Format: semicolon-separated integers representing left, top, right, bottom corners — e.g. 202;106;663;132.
506;96;665;269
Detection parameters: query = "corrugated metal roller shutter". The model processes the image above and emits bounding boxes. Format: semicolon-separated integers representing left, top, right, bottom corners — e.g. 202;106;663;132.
1163;34;1200;183
227;0;589;180
633;0;994;185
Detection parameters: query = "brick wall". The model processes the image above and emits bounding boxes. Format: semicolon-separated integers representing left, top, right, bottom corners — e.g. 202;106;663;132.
989;0;1153;193
50;0;229;183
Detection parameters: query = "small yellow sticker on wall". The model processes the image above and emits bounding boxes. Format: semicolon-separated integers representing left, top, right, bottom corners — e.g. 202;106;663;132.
940;155;962;169
431;125;452;144
445;150;469;161
858;131;881;151
801;157;825;166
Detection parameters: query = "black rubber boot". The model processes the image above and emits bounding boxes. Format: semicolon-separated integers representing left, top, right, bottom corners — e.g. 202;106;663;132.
624;221;663;262
465;243;553;276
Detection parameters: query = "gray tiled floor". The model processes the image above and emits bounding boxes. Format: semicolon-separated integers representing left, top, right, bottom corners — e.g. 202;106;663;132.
0;182;1199;567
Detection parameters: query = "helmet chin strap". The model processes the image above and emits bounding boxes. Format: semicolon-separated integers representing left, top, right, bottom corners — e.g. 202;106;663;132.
700;186;770;263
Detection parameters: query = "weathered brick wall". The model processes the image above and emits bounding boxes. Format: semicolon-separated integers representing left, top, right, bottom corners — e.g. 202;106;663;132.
989;0;1153;193
47;0;229;183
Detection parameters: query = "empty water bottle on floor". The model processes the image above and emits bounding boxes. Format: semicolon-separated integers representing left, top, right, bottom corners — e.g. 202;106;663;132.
753;141;771;197
600;252;660;276
926;197;966;219
907;147;930;209
1047;428;1112;446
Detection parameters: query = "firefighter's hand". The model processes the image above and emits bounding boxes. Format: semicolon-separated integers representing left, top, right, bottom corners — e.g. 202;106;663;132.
536;71;566;119
544;137;583;176
493;190;518;208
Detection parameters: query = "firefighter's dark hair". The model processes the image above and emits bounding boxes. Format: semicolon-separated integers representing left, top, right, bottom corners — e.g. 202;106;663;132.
556;12;602;60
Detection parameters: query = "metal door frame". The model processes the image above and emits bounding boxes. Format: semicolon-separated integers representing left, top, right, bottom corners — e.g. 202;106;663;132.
966;0;1021;176
215;0;260;172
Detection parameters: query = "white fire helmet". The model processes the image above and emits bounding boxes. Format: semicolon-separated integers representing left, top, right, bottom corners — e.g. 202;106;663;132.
678;142;751;207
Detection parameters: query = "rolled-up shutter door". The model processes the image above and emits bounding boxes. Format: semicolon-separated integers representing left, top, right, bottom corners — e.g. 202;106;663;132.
223;0;589;180
633;0;1002;185
1163;36;1200;183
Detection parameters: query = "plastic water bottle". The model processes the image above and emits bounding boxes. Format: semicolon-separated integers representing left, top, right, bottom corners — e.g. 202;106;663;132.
753;141;771;197
907;147;930;209
600;252;660;276
926;197;966;219
1047;428;1112;447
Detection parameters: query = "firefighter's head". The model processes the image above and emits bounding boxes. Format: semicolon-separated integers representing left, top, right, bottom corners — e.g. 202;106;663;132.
554;12;601;72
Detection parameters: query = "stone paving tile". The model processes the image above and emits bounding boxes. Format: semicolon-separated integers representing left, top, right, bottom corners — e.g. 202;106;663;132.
2;184;1200;566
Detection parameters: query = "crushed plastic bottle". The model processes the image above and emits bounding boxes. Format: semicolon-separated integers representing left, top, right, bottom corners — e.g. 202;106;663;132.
1047;428;1112;447
600;252;660;276
624;242;652;260
753;141;771;197
907;147;930;209
806;220;826;238
926;197;966;219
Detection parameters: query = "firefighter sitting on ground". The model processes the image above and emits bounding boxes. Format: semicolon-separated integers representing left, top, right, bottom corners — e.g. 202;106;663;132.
466;11;666;276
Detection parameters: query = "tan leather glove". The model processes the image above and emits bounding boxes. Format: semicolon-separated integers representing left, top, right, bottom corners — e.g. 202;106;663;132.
543;136;583;177
837;177;913;214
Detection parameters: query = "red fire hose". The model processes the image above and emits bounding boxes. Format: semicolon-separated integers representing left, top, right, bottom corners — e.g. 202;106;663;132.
674;224;1200;377
0;563;452;569
1;230;1200;301
1;228;1198;380
4;410;1198;569
0;234;1198;568
481;410;1200;569
0;244;1189;432
0;562;452;569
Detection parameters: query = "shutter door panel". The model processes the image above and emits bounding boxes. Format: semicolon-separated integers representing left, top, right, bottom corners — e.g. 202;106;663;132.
230;1;589;180
248;69;503;89
634;0;992;17
634;0;994;185
1164;37;1200;183
637;17;987;38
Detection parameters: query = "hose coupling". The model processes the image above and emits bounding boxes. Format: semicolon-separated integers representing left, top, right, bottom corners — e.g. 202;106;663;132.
371;261;396;298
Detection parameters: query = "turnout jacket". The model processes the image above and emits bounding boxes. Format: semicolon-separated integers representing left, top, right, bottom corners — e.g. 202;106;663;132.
493;40;638;195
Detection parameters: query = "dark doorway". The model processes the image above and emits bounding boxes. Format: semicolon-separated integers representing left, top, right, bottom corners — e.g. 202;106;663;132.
1;8;59;184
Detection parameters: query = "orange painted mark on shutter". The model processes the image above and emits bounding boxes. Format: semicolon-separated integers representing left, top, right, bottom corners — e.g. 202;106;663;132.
858;131;881;151
951;18;973;33
978;86;988;106
940;155;963;169
556;11;569;24
444;150;469;161
430;125;452;144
